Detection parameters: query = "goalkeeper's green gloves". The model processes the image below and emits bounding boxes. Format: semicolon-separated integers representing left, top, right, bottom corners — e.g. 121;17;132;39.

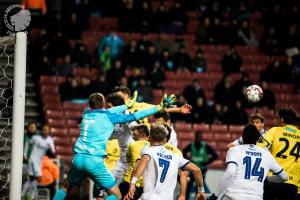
156;94;177;111
125;90;138;109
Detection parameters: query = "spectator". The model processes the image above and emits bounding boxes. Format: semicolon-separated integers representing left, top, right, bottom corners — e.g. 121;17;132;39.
237;20;258;46
173;34;186;53
211;103;226;124
119;0;138;32
160;49;174;70
169;1;188;33
23;0;47;15
192;49;207;72
209;18;225;44
64;12;82;39
137;34;153;54
221;46;243;74
129;67;143;90
195;17;211;44
258;81;276;109
260;60;284;83
22;124;55;200
38;55;54;75
143;45;159;74
138;1;153;32
232;73;252;100
71;39;90;67
58;54;76;76
122;39;141;67
260;27;280;55
118;76;129;88
203;2;222;20
136;78;153;103
223;100;248;125
183;131;218;196
98;31;124;59
173;45;192;71
90;75;111;96
24;121;39;165
149;61;166;89
38;152;59;199
192;97;211;123
52;31;71;58
59;77;83;102
214;76;235;106
153;3;171;32
183;79;206;107
236;3;250;21
154;33;174;54
171;95;189;122
100;46;112;72
106;60;125;87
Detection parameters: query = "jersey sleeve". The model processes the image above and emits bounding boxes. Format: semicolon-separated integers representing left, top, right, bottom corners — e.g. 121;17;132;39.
225;148;239;166
178;156;191;169
257;127;276;148
140;147;152;159
268;152;284;175
108;105;127;113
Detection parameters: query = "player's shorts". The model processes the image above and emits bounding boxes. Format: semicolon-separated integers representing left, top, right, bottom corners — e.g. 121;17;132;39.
223;193;262;200
28;160;42;177
67;154;116;190
264;182;298;200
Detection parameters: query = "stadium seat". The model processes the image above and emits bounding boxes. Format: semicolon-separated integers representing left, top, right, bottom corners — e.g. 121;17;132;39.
50;127;68;137
65;110;82;120
268;83;281;92
228;125;244;133
218;142;229;150
63;102;82;111
220;150;227;160
164;71;176;80
215;45;229;53
43;102;62;110
45;110;64;119
206;63;222;72
42;94;60;104
259;108;275;117
48;119;65;127
214;133;232;142
242;64;256;72
202;132;214;141
59;155;73;165
256;64;267;72
231;133;241;141
203;53;221;62
255;55;270;64
264;118;277;127
40;85;59;95
53;136;70;146
69;128;80;137
40;76;57;85
73;68;90;77
210;124;228;132
209;72;223;81
178;141;190;150
207;141;217;149
200;45;216;53
192;124;210;132
281;84;295;93
235;45;250;54
55;146;73;156
175;123;192;131
57;76;66;85
175;71;192;79
187;20;198;34
193;72;210;81
66;119;80;128
205;91;214;101
177;131;194;141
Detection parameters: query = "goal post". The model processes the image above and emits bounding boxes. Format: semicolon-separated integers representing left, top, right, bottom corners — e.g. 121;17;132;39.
9;32;27;200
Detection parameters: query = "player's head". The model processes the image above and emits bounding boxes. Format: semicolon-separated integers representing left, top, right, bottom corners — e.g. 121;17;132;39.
106;93;125;108
131;124;149;141
89;93;105;109
27;121;37;134
242;124;261;144
113;86;131;100
249;113;264;132
278;108;296;126
41;124;50;138
163;124;172;143
154;111;171;125
149;124;168;144
194;131;203;142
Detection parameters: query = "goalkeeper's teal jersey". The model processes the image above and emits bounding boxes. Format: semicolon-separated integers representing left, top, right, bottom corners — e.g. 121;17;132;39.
74;105;158;157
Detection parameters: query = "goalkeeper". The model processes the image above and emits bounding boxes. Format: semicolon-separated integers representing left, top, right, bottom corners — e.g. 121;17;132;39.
53;92;177;200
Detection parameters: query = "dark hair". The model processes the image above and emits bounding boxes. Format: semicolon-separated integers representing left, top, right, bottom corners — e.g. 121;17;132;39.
242;124;261;144
279;108;296;125
154;111;170;122
132;124;149;137
27;121;37;127
113;86;131;96
89;93;105;109
163;124;172;142
249;113;265;123
150;124;167;142
107;93;125;106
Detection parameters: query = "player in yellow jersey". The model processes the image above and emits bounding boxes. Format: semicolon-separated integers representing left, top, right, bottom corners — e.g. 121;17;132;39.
104;139;121;171
120;124;150;199
258;108;299;200
113;86;192;128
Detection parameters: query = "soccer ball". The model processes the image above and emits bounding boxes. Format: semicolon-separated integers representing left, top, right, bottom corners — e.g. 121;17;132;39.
245;85;263;103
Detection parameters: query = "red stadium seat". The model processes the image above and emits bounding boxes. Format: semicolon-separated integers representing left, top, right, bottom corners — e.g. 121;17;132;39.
209;72;223;81
40;76;57;85
192;124;210;132
165;71;177;80
45;110;64;119
259;108;275;117
48;119;65;127
228;125;244;134
256;64;267;72
207;141;217;149
57;76;66;85
268;83;281;92
175;123;192;131
50;127;68;137
41;85;59;95
63;102;82;111
56;146;73;156
43;102;62;110
202;132;214;141
242;64;256;72
235;45;250;54
42;94;60;104
281;84;295;93
218;142;229;150
232;133;241;141
216;45;229;53
66;119;80;128
264;118;277;127
205;91;214;101
214;133;232;142
59;155;73;165
200;45;216;53
69;128;80;137
203;53;221;62
193;73;210;81
73;68;89;77
220;150;227;160
211;124;228;132
177;131;194;141
206;63;222;72
53;136;70;146
65;110;82;120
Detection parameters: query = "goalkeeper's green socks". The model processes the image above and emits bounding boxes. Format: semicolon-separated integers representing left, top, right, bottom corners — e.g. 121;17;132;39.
53;189;67;200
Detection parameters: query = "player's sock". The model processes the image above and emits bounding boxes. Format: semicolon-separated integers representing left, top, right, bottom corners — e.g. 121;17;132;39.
105;194;118;200
53;189;67;200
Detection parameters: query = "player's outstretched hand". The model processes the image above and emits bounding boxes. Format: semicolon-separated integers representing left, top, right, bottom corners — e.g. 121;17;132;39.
180;104;192;114
156;94;177;111
124;184;136;200
196;192;206;200
126;90;138;108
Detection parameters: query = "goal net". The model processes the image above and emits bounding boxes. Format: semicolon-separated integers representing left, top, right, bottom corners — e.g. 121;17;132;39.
0;33;27;200
0;35;14;200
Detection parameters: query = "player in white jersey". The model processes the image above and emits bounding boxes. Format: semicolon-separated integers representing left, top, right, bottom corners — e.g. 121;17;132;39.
125;124;206;200
22;124;55;199
208;124;288;200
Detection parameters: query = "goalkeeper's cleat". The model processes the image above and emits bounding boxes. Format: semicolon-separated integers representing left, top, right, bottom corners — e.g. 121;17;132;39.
126;90;138;108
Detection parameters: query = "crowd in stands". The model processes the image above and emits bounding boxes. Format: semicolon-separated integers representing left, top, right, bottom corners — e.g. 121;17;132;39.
25;0;300;126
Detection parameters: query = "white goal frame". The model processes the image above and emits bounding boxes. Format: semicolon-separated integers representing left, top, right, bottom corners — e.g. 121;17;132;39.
9;32;27;200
